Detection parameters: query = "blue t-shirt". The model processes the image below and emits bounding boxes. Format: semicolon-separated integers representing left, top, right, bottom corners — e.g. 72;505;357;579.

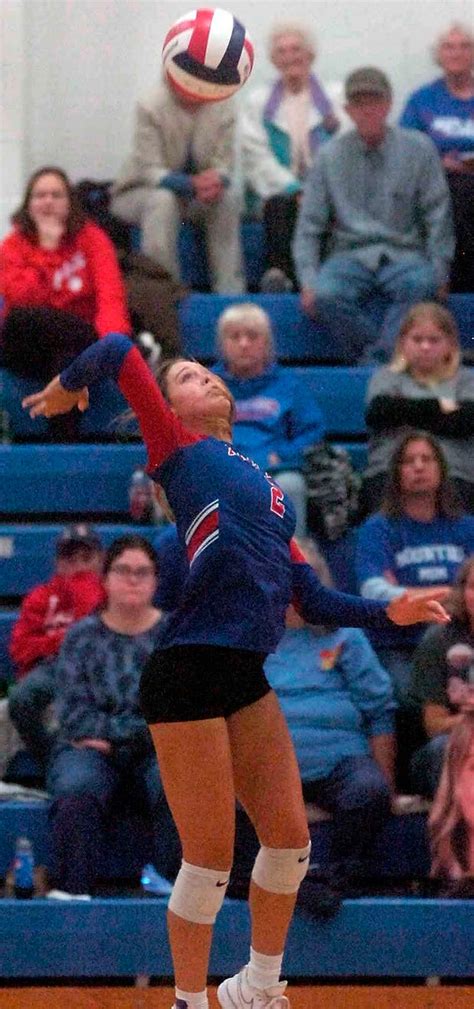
356;511;474;647
400;78;474;157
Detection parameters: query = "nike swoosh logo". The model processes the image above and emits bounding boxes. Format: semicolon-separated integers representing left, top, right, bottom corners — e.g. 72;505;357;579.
216;879;229;887
298;855;310;863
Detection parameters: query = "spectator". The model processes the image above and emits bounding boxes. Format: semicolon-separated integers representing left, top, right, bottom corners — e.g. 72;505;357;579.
361;302;474;518
0;167;131;441
408;555;474;799
356;431;474;700
213;302;325;536
430;712;474;882
241;20;345;291
400;23;474;293
293;67;454;364
46;535;169;897
111;73;244;294
265;542;394;897
8;525;105;774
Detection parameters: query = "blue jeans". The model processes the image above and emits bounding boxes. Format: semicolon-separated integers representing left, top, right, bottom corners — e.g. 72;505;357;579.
315;252;438;363
47;743;168;893
8;660;58;767
303;754;391;874
409;734;448;799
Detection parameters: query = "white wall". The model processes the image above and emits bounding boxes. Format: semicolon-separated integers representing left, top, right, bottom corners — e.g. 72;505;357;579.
2;0;473;229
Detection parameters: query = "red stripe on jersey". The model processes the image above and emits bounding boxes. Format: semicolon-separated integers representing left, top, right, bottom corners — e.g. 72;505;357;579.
187;509;219;563
188;9;213;61
163;18;196;50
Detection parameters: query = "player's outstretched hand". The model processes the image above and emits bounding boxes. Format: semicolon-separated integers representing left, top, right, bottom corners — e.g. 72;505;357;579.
22;376;89;418
387;587;451;626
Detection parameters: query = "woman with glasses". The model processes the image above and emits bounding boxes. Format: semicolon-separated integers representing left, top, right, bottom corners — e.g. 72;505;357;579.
24;335;450;1009
46;534;168;898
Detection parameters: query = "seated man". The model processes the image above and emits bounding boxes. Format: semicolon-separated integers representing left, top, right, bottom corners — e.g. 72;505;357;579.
356;432;474;703
213;302;325;536
265;542;395;897
407;554;474;798
111;70;244;294
241;19;345;290
293;66;454;363
8;525;105;774
400;23;474;293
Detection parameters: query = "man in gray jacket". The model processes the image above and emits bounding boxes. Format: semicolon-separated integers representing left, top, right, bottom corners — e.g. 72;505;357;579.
293;67;455;363
111;75;244;293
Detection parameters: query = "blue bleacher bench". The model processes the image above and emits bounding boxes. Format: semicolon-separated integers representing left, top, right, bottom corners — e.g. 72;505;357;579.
0;892;472;978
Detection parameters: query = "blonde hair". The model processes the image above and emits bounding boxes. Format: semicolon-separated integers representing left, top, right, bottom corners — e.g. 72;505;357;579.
216;302;275;364
430;713;474;879
268;21;316;61
432;22;474;66
389;302;461;384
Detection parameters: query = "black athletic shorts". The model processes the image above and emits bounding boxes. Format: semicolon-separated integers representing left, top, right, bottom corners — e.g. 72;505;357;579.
139;644;271;723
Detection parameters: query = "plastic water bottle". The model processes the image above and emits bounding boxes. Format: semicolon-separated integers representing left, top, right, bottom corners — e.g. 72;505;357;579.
13;837;35;899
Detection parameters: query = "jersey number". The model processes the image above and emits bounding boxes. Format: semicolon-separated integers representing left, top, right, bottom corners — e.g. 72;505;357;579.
270;486;285;518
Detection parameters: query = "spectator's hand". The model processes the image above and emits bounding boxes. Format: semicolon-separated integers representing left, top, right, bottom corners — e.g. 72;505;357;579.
193;169;224;204
23;376;89;418
439;397;458;413
386;587;451;626
268;452;281;466
436;282;449;302
34;216;65;250
72;739;112;754
300;287;317;318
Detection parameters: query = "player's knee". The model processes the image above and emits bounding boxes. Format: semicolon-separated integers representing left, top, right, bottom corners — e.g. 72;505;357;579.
251;842;311;895
168;859;231;925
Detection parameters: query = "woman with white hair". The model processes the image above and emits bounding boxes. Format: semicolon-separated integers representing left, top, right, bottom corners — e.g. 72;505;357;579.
214;302;326;537
241;21;346;291
400;23;474;291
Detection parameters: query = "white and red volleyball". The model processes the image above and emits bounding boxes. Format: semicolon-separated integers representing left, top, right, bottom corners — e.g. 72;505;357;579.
162;8;254;103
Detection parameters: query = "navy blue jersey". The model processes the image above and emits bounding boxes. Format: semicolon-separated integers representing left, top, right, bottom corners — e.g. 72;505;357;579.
61;335;391;652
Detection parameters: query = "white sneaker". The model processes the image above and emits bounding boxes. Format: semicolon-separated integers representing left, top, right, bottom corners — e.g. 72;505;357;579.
218;966;289;1008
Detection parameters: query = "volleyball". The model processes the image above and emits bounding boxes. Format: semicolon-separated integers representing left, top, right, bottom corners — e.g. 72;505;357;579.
162;8;254;103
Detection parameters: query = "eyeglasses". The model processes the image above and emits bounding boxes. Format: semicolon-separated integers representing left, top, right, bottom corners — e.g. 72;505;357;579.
109;564;155;581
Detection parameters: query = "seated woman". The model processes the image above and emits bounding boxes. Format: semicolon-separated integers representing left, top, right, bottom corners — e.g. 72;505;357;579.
0;166;131;440
46;534;174;897
240;19;346;290
408;554;474;799
400;23;474;292
430;711;474;887
361;302;474;518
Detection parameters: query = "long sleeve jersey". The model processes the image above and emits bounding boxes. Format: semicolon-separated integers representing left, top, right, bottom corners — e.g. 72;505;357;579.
60;335;393;653
9;570;106;679
0;221;131;336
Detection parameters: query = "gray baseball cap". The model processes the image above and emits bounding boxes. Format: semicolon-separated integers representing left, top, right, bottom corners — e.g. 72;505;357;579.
345;67;392;101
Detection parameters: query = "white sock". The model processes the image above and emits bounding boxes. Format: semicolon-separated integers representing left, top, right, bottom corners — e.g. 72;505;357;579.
247;947;284;990
174;987;208;1009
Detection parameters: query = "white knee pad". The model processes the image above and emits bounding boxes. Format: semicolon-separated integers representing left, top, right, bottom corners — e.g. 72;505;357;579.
168;860;230;925
251;843;311;895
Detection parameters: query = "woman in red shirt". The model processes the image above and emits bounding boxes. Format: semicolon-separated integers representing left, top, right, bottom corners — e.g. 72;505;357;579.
0;166;130;439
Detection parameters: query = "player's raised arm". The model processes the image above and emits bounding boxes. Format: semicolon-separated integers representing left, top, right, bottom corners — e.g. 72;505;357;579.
22;334;199;471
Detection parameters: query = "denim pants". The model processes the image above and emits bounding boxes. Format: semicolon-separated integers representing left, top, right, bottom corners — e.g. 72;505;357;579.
303;754;392;875
314;252;438;363
409;733;448;800
8;660;58;768
47;743;171;893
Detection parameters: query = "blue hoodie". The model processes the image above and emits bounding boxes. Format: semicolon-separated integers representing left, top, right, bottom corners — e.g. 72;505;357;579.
265;626;395;781
213;362;325;471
